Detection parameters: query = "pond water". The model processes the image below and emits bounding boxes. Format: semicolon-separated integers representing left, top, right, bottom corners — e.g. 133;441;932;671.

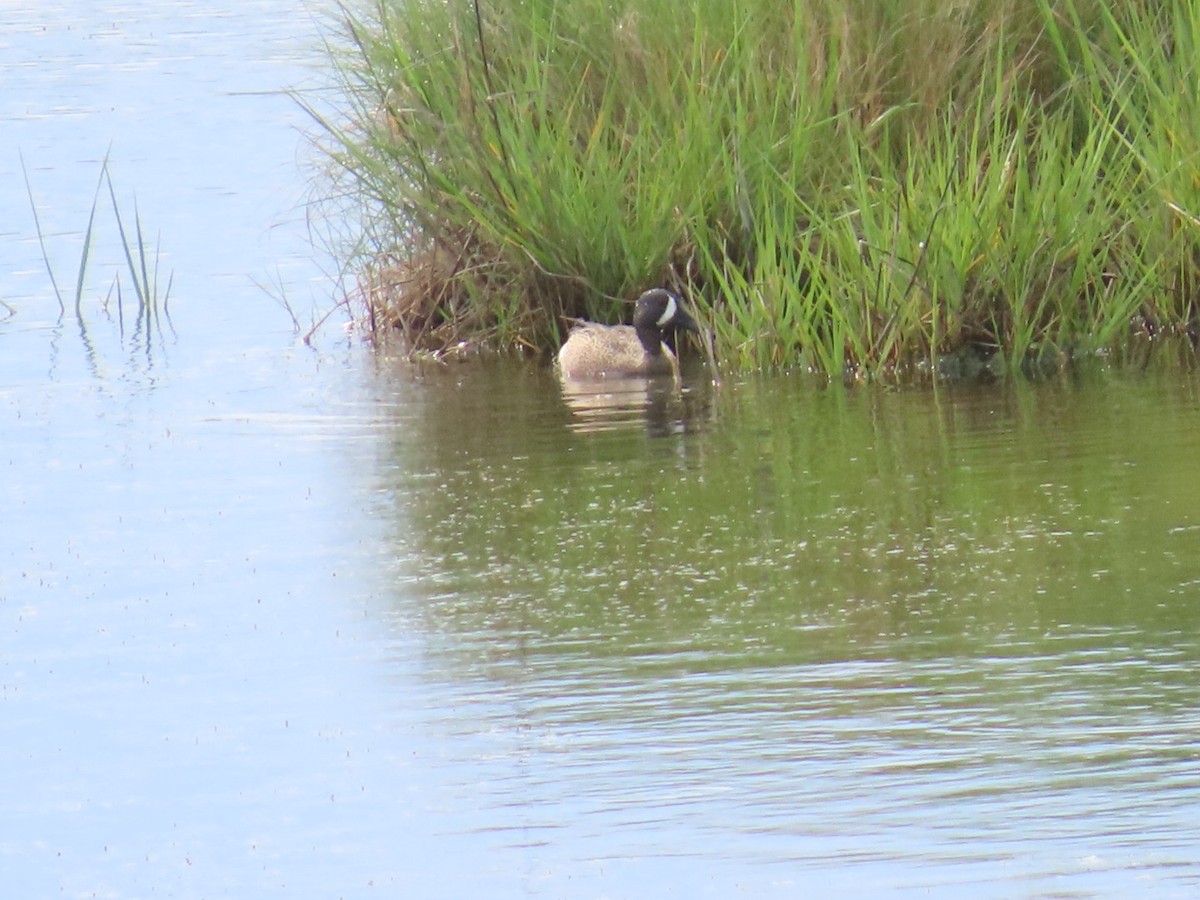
4;4;1200;899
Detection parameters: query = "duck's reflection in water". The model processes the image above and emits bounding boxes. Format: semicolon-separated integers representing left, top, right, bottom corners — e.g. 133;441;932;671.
559;372;715;437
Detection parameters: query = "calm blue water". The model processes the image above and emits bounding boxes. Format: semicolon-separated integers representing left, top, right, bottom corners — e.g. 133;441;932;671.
4;4;1200;899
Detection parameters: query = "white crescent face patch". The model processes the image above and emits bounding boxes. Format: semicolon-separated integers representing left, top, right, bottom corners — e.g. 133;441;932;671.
655;294;678;327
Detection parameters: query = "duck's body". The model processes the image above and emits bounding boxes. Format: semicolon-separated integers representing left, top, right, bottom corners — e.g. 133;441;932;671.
557;289;700;379
558;321;681;377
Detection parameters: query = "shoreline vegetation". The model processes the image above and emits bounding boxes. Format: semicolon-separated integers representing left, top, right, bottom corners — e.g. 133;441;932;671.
315;0;1200;378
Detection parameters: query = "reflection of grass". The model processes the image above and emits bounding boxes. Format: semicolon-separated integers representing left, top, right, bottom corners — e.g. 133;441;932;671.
21;150;172;329
381;364;1200;674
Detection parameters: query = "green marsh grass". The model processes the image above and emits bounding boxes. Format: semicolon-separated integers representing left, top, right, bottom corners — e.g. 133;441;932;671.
23;153;173;337
107;176;173;328
318;0;1200;375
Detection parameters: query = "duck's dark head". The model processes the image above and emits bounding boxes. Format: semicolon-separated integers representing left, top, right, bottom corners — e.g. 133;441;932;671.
632;289;699;352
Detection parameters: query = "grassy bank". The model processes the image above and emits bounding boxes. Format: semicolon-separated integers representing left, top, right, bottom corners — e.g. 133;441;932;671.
315;0;1200;376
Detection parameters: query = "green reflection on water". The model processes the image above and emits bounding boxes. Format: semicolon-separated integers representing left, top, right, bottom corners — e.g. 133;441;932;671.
376;361;1200;677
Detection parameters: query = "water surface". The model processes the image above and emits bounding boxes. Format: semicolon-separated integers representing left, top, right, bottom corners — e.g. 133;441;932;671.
365;359;1200;897
4;4;1200;899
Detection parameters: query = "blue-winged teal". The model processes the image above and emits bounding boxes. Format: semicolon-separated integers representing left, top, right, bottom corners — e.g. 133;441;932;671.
557;289;700;378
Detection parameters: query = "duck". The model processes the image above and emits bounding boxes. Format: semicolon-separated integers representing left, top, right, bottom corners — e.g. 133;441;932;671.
556;289;701;378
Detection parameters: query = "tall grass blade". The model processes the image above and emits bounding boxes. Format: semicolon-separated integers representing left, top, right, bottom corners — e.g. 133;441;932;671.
20;150;65;315
74;159;109;321
105;166;151;311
